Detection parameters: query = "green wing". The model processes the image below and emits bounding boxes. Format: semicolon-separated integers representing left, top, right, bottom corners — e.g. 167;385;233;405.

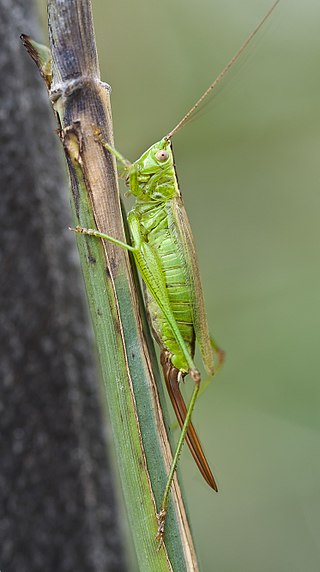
172;195;215;375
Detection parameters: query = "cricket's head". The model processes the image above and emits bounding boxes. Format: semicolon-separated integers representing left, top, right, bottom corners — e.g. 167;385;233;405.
130;137;177;202
135;138;173;173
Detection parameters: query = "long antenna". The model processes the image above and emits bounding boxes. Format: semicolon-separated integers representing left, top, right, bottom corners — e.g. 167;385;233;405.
165;0;280;140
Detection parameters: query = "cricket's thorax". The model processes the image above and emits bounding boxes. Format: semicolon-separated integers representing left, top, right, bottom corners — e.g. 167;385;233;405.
137;199;195;373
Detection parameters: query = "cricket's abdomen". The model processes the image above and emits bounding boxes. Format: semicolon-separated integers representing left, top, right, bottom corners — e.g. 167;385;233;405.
139;202;195;373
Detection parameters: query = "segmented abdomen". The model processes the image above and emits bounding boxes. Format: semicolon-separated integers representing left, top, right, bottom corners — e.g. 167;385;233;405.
140;202;194;372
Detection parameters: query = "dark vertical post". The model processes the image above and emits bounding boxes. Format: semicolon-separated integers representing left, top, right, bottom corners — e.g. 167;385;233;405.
0;1;127;570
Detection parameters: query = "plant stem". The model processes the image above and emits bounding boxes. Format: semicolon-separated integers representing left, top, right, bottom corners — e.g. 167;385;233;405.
23;1;201;569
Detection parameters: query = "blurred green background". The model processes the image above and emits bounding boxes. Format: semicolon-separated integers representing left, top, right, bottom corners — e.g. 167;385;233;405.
42;1;320;569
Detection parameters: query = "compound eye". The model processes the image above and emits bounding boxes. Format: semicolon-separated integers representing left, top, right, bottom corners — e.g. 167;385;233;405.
155;149;169;162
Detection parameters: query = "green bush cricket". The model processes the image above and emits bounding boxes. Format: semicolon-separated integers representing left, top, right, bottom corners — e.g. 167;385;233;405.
72;0;280;543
